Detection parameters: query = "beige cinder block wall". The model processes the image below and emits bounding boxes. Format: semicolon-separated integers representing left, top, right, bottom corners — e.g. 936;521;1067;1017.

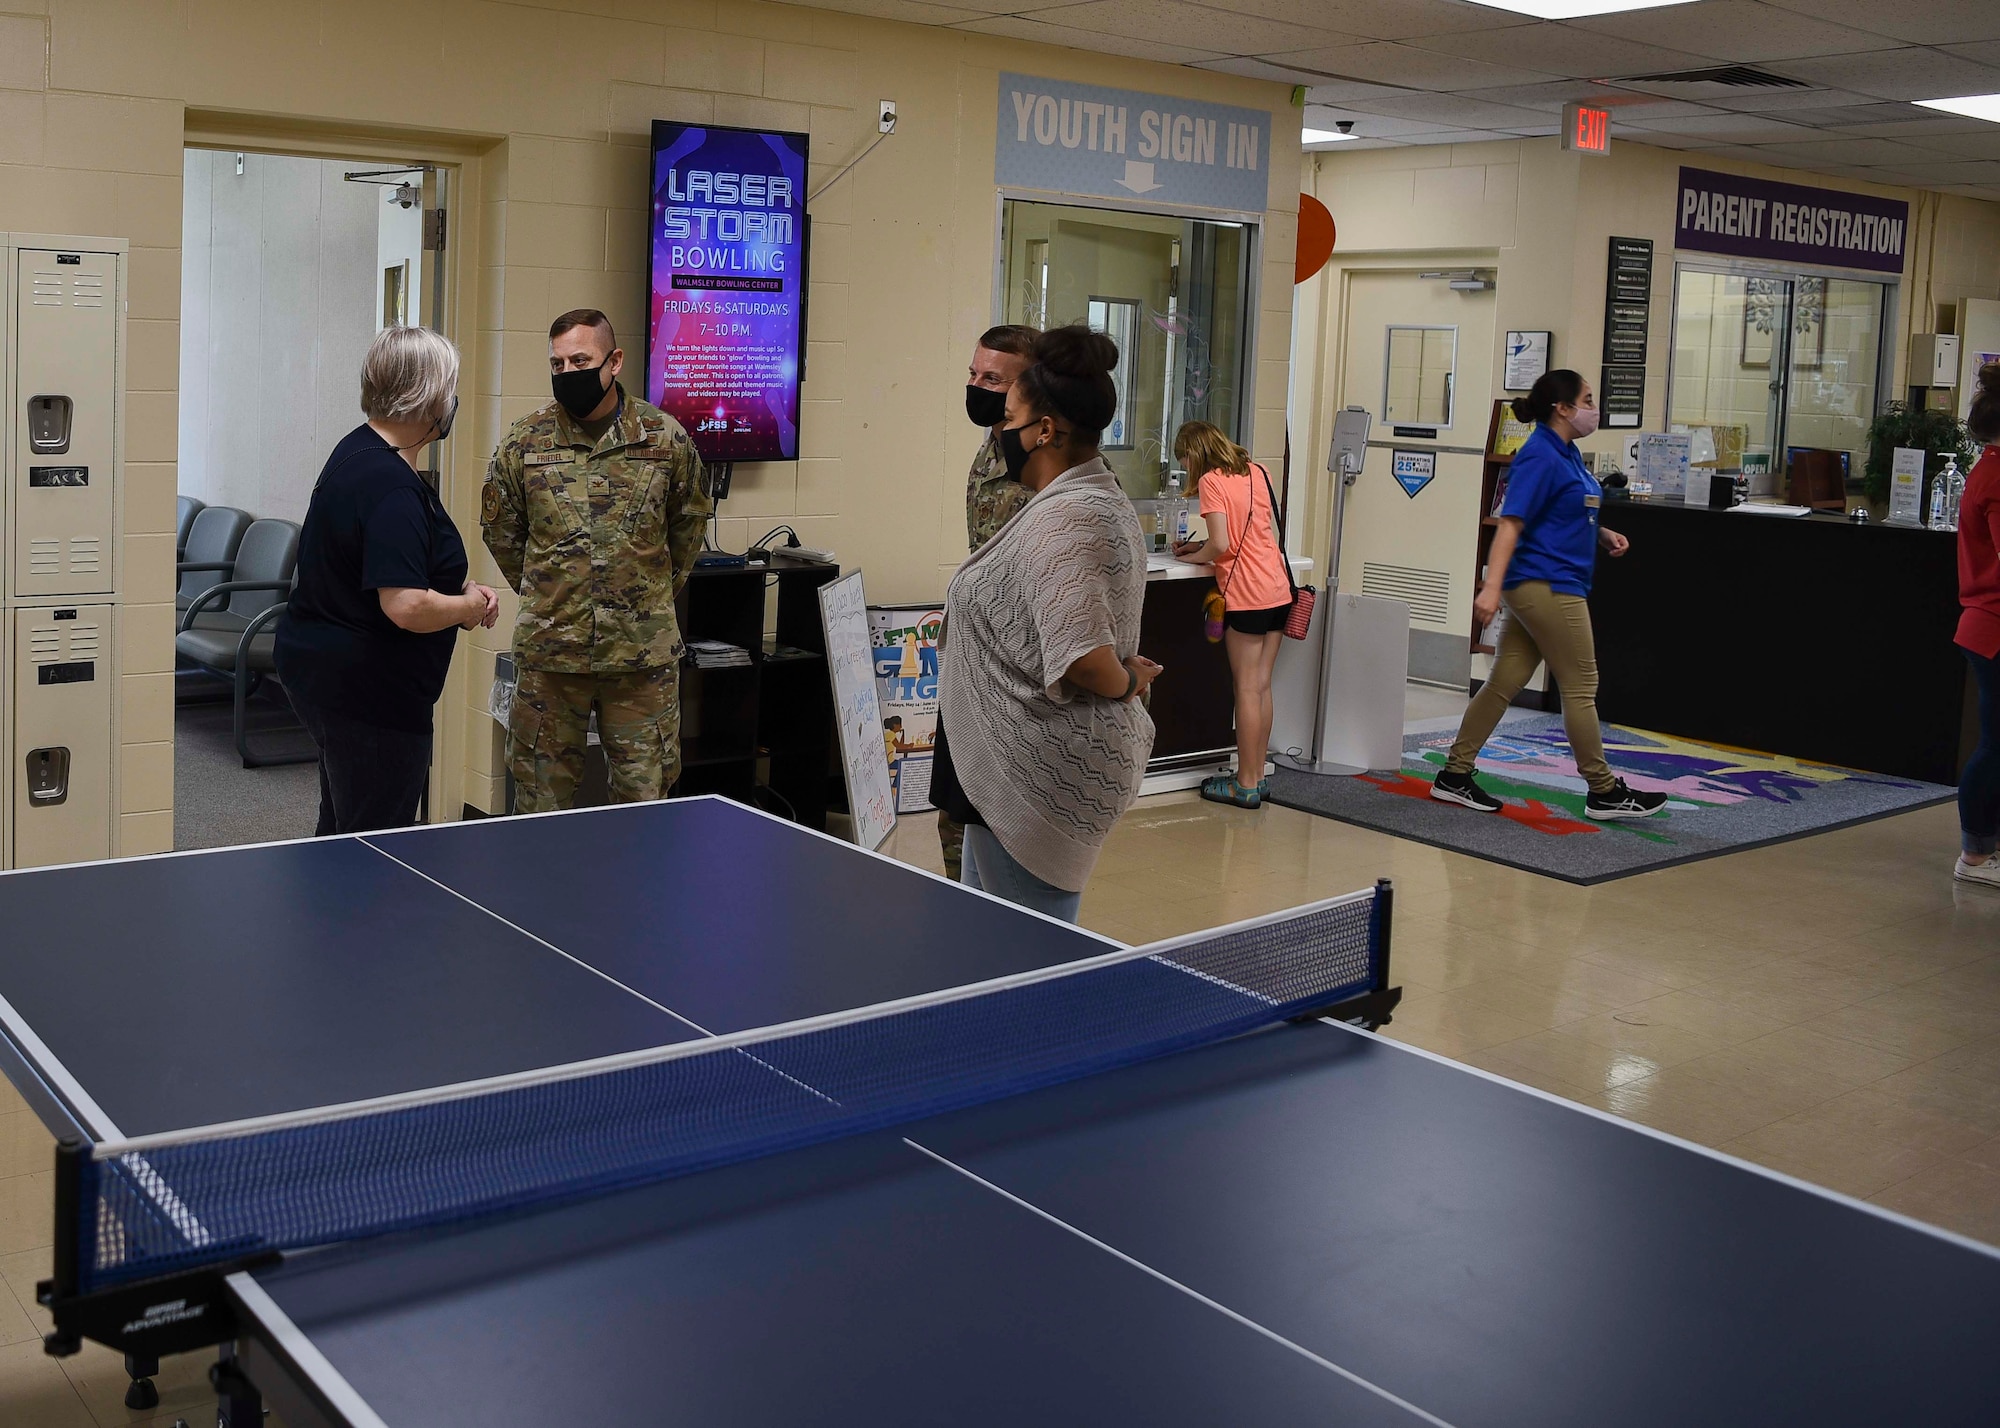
0;1;1302;839
1290;135;2000;586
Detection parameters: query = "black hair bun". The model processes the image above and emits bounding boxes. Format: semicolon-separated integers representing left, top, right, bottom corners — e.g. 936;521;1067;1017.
1979;361;2000;396
1509;395;1536;423
1035;325;1119;380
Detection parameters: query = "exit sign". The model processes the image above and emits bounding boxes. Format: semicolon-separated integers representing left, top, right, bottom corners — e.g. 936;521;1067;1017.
1563;101;1611;156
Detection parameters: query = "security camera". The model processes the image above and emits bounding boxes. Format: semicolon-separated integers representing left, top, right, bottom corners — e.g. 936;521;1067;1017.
1336;120;1354;134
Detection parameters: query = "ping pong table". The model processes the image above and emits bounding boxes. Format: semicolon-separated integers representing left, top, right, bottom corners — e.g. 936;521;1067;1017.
0;797;1995;1427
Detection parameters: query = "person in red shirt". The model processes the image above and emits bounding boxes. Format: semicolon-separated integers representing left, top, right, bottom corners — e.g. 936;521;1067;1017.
1173;421;1293;809
1955;364;2000;888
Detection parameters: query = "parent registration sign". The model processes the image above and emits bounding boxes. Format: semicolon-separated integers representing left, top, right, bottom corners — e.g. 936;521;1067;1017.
1675;166;1908;277
647;121;809;463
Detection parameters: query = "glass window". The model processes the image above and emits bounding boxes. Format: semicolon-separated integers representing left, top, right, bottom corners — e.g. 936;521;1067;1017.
1002;200;1254;498
1384;325;1456;427
1668;266;1885;501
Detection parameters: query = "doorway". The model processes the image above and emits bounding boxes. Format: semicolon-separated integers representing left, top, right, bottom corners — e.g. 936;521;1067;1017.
173;147;451;849
999;198;1254;499
1332;267;1497;686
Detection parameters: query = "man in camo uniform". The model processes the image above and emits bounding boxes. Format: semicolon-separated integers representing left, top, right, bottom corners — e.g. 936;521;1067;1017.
483;309;711;812
940;323;1040;879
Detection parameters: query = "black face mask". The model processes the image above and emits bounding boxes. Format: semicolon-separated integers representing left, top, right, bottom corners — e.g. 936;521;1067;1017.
965;385;1007;428
997;420;1039;482
552;363;611;422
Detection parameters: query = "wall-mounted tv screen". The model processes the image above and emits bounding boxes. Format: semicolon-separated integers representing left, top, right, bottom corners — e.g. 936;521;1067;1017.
647;120;809;464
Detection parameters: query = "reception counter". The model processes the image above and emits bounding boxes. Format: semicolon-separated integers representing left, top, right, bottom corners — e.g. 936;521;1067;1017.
1138;554;1311;780
1589;502;1974;785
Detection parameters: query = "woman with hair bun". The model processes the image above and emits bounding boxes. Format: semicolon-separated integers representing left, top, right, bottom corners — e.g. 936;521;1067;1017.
1430;369;1665;820
933;325;1160;920
1951;363;2000;888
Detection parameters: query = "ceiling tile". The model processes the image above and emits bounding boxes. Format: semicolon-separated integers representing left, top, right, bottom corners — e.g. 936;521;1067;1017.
947;14;1227;63
1303;134;1407;150
1619;129;1721;150
1353;91;1568;127
1203;0;1534;43
1013;0;1355;53
1869;159;2000;186
1570;0;1888;63
1769;47;2000;102
1937;184;2000;200
1304;104;1461;136
1262;40;1559;90
1942;39;2000;68
801;0;1000;22
1622;111;1820;140
1190;55;1363;84
1749;135;1963;165
1402;22;1715;82
1298;75;1431;103
1688;87;1880;113
1758;0;2000;45
1905;130;2000;160
1463;78;1625;113
1372;129;1522;148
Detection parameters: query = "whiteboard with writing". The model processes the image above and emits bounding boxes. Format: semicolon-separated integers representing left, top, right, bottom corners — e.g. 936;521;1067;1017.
819;571;898;850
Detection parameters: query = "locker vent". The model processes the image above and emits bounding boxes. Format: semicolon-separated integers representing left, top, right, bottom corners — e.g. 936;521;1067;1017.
30;269;64;306
27;623;99;662
28;538;61;576
1361;562;1452;625
67;536;102;573
70;274;106;309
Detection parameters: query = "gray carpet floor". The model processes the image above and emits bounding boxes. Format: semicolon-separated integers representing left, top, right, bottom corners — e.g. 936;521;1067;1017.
173;679;321;850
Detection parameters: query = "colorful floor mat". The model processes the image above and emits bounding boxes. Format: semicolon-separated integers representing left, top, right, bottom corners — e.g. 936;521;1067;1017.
1265;715;1956;884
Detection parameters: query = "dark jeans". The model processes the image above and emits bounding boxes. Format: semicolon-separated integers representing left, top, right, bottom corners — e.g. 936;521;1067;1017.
1964;648;2000;858
290;693;433;836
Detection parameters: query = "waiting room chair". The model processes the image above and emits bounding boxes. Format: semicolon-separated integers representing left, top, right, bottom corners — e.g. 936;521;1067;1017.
176;506;252;622
176;495;204;560
175;518;314;768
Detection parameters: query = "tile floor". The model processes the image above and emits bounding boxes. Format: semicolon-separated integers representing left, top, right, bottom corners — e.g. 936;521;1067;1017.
1;692;1996;1421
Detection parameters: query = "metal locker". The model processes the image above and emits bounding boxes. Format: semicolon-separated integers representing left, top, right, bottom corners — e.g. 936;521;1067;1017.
13;247;118;597
12;604;113;867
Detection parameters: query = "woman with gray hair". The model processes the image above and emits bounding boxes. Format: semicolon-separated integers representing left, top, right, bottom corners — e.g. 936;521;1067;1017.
275;326;498;835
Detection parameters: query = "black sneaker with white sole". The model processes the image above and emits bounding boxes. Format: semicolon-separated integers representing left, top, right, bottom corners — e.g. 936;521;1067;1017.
1584;778;1668;820
1430;769;1502;813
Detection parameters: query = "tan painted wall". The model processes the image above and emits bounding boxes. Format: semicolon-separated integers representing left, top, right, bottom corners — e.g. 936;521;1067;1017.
1291;135;2000;584
0;0;1301;841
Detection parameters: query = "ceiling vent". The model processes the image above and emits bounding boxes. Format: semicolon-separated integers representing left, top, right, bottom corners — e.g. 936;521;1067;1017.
1617;65;1812;90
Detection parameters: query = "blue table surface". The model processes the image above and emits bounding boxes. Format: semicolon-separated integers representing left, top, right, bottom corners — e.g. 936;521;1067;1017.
0;800;1102;1139
254;1021;2000;1428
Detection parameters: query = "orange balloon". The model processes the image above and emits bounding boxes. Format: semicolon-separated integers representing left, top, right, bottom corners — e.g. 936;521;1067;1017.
1296;194;1336;284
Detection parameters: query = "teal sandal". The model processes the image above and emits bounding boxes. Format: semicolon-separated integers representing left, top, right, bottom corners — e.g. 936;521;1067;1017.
1200;773;1264;809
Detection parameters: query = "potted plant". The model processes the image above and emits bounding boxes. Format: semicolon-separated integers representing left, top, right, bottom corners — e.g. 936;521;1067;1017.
1863;402;1975;507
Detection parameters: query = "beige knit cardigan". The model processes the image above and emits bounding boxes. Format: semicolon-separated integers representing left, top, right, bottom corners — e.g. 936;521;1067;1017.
939;457;1154;892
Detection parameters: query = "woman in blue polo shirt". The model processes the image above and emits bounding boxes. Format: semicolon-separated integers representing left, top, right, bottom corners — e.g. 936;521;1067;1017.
1431;370;1666;820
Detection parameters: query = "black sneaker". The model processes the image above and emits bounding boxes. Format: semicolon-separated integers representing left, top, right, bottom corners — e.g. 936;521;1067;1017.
1430;769;1502;813
1585;778;1668;820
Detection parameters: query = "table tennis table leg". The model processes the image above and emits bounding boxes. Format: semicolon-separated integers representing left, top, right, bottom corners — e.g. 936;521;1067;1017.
121;1352;158;1409
211;1343;264;1426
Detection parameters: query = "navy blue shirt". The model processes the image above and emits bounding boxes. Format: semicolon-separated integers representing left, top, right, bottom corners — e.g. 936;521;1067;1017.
275;425;469;734
1498;422;1602;597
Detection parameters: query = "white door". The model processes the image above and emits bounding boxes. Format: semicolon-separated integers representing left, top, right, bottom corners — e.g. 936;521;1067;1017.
1333;269;1496;684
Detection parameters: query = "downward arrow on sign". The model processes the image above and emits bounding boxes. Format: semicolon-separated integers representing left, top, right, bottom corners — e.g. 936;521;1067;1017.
1115;160;1161;194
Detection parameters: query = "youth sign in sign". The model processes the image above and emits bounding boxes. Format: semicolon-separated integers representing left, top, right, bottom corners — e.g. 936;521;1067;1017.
1675;167;1908;276
647;121;809;463
996;73;1272;214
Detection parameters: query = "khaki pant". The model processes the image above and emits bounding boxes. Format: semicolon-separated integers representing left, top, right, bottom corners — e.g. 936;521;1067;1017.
1446;580;1614;794
509;665;681;813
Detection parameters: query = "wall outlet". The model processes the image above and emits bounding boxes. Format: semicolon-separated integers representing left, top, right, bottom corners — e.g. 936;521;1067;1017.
879;100;898;134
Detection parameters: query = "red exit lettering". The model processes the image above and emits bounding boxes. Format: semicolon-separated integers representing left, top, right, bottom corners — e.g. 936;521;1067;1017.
1563;102;1611;156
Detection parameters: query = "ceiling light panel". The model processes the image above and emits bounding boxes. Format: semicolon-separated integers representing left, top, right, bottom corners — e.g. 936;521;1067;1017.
1917;94;2000;124
1458;0;1696;17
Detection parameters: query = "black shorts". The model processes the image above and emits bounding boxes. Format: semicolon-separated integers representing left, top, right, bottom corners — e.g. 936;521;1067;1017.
1224;604;1290;636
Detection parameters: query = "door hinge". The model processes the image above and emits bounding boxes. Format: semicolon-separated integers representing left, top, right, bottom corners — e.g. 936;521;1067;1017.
423;209;447;252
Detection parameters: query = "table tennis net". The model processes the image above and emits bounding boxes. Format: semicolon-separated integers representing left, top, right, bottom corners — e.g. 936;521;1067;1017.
71;887;1382;1293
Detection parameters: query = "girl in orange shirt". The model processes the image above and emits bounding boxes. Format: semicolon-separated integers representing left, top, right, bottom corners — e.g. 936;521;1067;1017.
1173;421;1293;809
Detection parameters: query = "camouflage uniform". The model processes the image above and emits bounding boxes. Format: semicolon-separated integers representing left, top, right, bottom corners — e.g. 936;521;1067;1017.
482;385;711;812
941;432;1034;880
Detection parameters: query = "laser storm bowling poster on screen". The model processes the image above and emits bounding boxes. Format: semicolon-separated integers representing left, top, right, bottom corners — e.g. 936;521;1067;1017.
647;121;809;464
